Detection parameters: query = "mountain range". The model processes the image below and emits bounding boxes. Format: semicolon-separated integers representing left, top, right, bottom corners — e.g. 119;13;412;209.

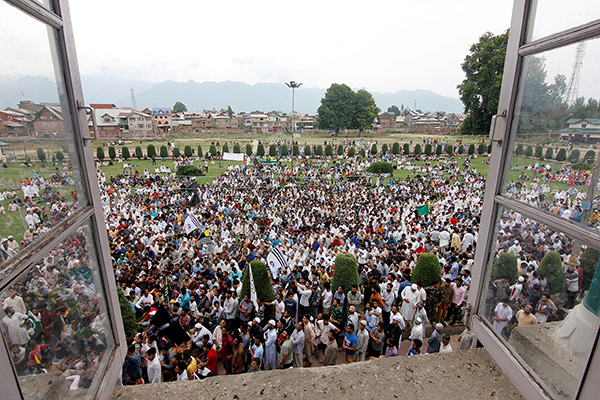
0;75;465;114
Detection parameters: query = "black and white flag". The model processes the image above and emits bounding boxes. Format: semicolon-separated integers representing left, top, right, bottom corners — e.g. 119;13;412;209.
183;213;203;234
267;246;288;278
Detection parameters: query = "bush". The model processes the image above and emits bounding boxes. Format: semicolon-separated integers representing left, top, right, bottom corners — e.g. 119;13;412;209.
176;165;205;176
122;147;130;160
56;151;64;161
573;162;592;171
304;145;311;156
370;143;377;155
325;144;333;156
544;147;553;160
382;143;388;154
281;144;289;156
458;145;465;154
491;251;518;282
96;147;105;160
349;147;356;156
147;144;156;158
233;144;241;153
269;144;277;156
210;144;218;156
412;253;442;286
316;145;323;156
403;143;410;155
37;148;46;162
487;144;493;154
135;146;143;159
160;145;169;158
108;146;116;160
392;142;400;154
468;143;475;155
184;145;193;157
293;145;299;156
331;254;359;296
568;149;580;163
584;150;596;164
197;145;203;158
414;144;421;155
366;161;393;174
246;144;253;156
535;145;543;158
223;144;229;153
436;145;443;155
580;247;600;292
118;287;137;336
337;144;344;155
172;147;181;157
556;148;567;161
360;148;366;158
424;144;432;155
240;260;276;321
515;143;523;156
478;143;486;155
538;250;565;294
446;145;453;155
525;146;533;157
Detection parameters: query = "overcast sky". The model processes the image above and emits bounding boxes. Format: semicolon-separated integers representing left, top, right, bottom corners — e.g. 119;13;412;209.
64;0;513;99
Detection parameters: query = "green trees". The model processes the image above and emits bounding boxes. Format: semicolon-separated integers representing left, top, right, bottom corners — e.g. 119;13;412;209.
414;144;421;155
246;144;253;156
515;143;524;156
458;31;509;135
97;147;105;160
458;145;465;154
197;145;203;158
183;145;192;157
172;101;187;113
227;105;234;118
468;143;475;155
37;148;46;162
491;251;518;282
545;147;553;160
304;145;311;156
349;147;356;156
281;144;289;156
331;254;359;295
436;144;443;155
316;145;324;156
257;144;265;156
223;144;229;153
172;147;181;157
360;148;366;158
147;144;156;158
56;151;64;161
366;161;393;174
525;145;533;157
403;143;410;155
269;144;277;156
122;147;130;160
535;145;543;159
580;247;600;292
584;150;596;164
117;287;137;336
135;146;143;159
568;149;580;163
381;143;388;154
446;145;453;155
337;144;344;155
392;142;400;155
317;84;379;134
424;143;432;155
478;143;486;155
370;143;377;155
412;253;442;286
293;145;300;156
210;144;218;156
108;146;116;160
160;145;169;158
538;251;565;294
176;165;205;176
240;260;275;321
387;105;401;116
325;144;334;156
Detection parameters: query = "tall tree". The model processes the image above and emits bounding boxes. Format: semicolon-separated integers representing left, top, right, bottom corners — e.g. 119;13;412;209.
458;31;509;135
227;105;234;118
317;84;379;134
172;101;187;113
387;105;401;116
353;89;380;131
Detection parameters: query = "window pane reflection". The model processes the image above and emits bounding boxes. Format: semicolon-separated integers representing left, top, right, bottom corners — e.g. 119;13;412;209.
503;38;600;233
0;221;114;399
527;0;600;43
479;207;600;400
0;1;87;267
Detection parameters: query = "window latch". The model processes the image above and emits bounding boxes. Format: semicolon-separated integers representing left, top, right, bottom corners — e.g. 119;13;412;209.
489;110;507;146
77;101;97;142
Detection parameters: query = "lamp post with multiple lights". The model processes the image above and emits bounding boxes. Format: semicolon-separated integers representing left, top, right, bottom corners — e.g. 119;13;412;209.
285;81;302;138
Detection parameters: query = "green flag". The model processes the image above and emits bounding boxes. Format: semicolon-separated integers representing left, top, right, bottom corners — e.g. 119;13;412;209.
417;203;430;216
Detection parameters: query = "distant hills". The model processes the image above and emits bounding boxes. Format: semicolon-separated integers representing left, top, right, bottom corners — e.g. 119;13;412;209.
0;75;465;114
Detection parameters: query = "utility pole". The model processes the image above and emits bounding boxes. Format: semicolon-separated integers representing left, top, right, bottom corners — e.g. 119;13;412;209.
285;81;302;139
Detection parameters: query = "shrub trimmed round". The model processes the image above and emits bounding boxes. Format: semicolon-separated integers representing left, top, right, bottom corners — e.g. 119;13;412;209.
331;254;359;295
491;251;518;282
412;253;442;286
538;250;565;294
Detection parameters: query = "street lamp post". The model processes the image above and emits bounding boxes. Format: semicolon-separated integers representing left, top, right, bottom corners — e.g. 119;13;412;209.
285;81;302;139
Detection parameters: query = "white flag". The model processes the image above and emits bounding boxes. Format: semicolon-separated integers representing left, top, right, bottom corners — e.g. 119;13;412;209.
183;214;203;234
267;246;288;278
248;264;258;309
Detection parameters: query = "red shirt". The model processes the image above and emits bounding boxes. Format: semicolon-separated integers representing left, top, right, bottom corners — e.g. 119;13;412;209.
206;347;218;373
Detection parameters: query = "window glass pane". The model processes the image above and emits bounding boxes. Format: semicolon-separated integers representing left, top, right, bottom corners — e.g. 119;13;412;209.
502;37;600;234
0;220;115;399
478;207;600;400
527;0;600;42
0;1;88;267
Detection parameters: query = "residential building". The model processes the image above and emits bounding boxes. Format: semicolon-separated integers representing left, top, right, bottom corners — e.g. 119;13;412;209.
376;112;397;129
152;107;171;134
267;112;290;133
244;111;268;133
31;105;64;137
559;118;600;143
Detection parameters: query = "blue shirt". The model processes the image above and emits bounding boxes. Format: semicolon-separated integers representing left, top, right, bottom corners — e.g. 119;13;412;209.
344;332;358;356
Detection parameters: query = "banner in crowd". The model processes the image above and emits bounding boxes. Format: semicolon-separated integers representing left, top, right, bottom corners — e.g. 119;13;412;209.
248;264;258;309
183;213;203;234
267;246;288;278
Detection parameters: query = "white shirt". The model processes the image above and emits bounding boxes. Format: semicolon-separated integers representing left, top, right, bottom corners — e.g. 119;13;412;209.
147;356;162;383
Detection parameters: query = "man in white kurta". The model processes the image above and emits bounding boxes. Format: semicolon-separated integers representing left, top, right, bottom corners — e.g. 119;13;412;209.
400;284;421;323
492;301;513;334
